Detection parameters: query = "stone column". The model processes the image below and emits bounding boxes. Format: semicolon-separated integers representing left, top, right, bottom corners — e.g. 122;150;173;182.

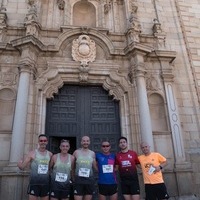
9;64;32;165
131;52;154;150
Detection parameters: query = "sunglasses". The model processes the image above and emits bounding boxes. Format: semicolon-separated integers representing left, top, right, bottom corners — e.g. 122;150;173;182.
102;145;110;148
39;139;47;142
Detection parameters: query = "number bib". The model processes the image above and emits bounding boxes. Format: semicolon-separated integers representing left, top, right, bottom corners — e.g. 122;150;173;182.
148;165;156;175
38;164;48;174
55;172;68;182
78;168;90;177
102;164;113;173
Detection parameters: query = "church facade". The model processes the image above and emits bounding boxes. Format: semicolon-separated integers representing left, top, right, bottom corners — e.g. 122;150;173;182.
0;0;199;199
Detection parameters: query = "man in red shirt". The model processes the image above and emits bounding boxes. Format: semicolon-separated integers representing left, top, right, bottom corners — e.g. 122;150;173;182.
115;137;140;200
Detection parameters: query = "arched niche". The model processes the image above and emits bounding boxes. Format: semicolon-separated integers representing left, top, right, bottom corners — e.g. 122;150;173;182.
73;1;96;27
148;92;168;132
0;88;16;131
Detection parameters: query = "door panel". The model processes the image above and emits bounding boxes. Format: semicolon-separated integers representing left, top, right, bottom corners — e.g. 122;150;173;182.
45;85;121;153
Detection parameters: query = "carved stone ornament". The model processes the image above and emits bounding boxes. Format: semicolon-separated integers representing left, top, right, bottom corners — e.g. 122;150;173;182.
57;0;65;10
72;35;96;67
104;2;111;14
146;74;162;92
0;72;17;86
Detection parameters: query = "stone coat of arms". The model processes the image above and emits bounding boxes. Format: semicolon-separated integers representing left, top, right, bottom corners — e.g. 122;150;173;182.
72;35;96;67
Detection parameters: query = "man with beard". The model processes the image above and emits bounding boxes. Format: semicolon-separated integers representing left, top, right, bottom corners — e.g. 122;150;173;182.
17;134;53;200
115;136;140;200
73;136;97;200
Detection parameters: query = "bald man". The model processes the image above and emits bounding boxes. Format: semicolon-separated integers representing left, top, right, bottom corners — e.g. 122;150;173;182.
138;142;169;200
73;136;97;200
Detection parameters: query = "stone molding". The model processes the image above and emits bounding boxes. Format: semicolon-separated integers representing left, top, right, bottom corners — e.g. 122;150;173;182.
36;62;130;101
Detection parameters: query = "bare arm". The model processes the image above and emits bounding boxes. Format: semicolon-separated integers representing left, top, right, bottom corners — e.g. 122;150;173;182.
72;150;78;180
92;151;98;171
70;154;75;181
154;160;168;172
114;164;119;172
49;154;57;169
17;150;35;170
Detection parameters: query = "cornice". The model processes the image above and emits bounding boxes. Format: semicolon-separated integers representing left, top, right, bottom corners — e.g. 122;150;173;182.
10;35;45;52
147;50;176;63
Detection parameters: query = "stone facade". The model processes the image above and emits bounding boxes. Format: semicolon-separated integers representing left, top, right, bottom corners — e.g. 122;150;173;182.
0;0;199;199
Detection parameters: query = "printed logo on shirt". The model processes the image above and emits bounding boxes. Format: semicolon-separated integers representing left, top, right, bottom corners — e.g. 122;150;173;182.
74;190;77;194
128;154;132;159
30;190;35;194
121;160;131;167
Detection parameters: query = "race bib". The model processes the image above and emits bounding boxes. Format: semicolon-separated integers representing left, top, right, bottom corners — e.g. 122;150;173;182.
38;164;48;174
102;165;113;173
148;165;156;175
55;172;68;182
78;168;90;177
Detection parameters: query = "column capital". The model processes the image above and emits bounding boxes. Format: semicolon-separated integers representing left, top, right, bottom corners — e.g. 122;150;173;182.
129;54;146;82
18;58;37;76
162;72;174;82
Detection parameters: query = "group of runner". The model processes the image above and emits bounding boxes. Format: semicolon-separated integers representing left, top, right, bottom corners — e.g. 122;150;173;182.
18;134;169;200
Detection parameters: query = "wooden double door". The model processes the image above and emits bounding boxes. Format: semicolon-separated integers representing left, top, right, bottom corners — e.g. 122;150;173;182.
45;85;121;154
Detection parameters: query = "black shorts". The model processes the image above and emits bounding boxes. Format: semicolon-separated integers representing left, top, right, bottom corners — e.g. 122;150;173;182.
98;184;118;196
73;183;95;196
50;184;71;199
120;180;140;195
145;183;169;200
27;184;50;197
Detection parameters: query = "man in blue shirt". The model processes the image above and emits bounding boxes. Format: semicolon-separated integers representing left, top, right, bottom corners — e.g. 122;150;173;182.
96;140;117;200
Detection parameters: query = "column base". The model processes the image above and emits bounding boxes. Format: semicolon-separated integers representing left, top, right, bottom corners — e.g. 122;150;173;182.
0;171;29;200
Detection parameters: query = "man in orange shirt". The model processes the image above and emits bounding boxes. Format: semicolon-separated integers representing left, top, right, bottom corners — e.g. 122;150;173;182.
138;142;169;200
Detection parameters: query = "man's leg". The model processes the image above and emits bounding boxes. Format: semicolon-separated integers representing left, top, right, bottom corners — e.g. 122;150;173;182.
41;196;49;200
74;195;83;200
110;193;118;200
131;194;140;200
83;194;92;200
98;194;106;200
29;194;38;200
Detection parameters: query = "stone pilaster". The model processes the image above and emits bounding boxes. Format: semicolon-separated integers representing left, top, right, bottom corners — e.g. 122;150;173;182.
161;60;186;164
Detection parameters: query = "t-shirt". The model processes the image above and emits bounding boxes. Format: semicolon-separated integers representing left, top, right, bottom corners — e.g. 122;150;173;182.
115;150;140;181
96;152;117;184
138;152;166;184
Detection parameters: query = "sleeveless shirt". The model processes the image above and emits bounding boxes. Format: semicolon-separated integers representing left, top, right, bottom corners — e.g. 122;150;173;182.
30;149;50;185
51;153;72;190
75;149;95;184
